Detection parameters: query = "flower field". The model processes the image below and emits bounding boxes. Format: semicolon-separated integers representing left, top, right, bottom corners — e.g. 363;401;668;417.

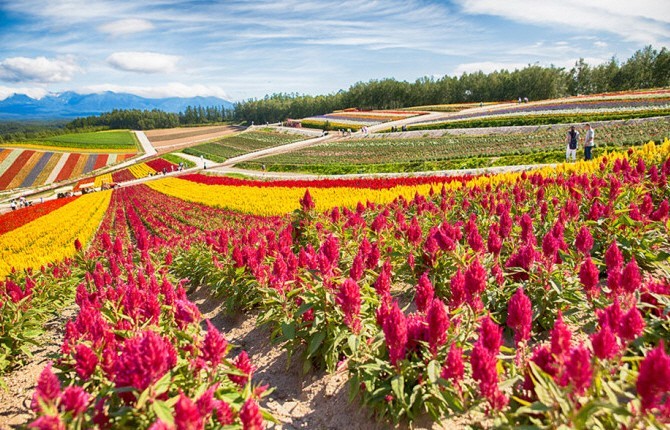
2;137;670;428
301;109;426;129
182;130;306;163
237;118;670;174
0;149;135;191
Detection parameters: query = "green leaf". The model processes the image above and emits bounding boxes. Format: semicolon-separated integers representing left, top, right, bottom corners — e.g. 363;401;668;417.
307;331;326;357
152;400;174;425
427;360;440;384
391;374;405;404
281;323;295;341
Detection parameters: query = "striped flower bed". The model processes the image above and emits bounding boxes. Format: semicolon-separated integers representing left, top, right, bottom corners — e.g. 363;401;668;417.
0;148;136;191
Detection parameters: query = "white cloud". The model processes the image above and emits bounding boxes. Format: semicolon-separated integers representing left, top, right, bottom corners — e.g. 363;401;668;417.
0;56;79;83
106;52;180;74
455;0;670;45
594;41;608;48
99;18;154;36
453;61;530;75
0;85;49;100
77;83;230;99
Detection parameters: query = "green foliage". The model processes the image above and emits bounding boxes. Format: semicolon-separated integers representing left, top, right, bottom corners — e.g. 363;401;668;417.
34;130;139;150
162;153;196;168
183;131;305;162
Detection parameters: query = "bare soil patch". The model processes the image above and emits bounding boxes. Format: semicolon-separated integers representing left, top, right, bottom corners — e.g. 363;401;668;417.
144;126;244;153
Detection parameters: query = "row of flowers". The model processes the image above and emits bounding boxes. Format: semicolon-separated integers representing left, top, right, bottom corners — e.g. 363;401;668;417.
161;141;670;427
0;191;112;278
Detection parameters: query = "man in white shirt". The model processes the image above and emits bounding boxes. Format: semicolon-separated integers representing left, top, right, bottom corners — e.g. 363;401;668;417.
583;124;595;161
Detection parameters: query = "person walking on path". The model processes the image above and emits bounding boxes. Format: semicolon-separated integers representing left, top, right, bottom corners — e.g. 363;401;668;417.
566;126;579;162
583;124;595;161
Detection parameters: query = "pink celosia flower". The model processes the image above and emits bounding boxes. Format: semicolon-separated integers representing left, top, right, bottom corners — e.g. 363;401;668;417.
636;342;670;413
373;260;391;299
604;241;623;272
74;344;98;380
229;351;254;387
381;301;408;367
240;398;264;430
114;331;177;398
148;420;172;430
336;278;362;333
28;415;65;430
487;224;502;255
560;345;592;395
196;385;217;418
31;363;61;412
550;312;571;359
590;324;619;360
650;199;669;221
200;320;228;368
471;322;508;412
60;386;90;416
174;392;203;430
349;252;364;281
621;259;642;293
574;226;594;255
426;299;450;355
465;258;487;311
507;287;532;346
505;244;537;281
174;299;201;329
299;189;315;212
618;306;645;341
414;273;434;313
214;400;234;425
407;216;423;245
441;343;464;384
579;256;600;298
467;223;484;253
449;269;466;309
480;314;503;353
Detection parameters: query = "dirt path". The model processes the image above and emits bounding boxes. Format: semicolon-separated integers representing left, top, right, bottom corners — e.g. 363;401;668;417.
0;307;75;429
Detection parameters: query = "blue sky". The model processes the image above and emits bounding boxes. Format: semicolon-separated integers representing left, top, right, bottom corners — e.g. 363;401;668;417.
0;0;668;101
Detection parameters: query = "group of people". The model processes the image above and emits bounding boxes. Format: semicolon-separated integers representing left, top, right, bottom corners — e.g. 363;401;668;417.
565;124;595;162
10;196;42;210
390;125;408;132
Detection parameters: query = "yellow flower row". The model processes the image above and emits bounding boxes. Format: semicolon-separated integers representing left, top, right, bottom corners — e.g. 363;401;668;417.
129;163;156;179
0;191;112;277
147;139;670;217
146;178;463;216
94;173;113;187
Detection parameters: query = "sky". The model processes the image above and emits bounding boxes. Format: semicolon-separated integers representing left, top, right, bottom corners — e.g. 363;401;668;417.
0;0;669;102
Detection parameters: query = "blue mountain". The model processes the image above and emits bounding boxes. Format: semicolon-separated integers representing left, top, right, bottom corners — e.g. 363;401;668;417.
0;91;234;119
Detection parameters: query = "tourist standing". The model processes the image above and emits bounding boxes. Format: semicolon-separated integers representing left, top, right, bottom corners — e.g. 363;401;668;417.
583;124;595;161
566;126;579;162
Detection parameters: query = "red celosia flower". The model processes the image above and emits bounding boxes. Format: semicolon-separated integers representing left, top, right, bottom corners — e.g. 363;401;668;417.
441;343;464;384
28;415;65;430
636;342;670;413
240;398;264;430
505;244;537;281
229;351;254;387
196;385;217;418
499;210;512;238
449;269;466;309
31;363;61;412
465;258;487;311
530;345;559;379
200;320;228;368
74;344;98;380
214;400;234;425
407;216;423;245
349;252;364;281
487;224;502;255
520;214;536;245
74;238;82;252
507;287;532;346
60;386;90;416
480;314;503;353
426;299;450;355
174;392;203;430
114;330;177;398
618;306;645;341
574;226;594;255
174;299;201;329
550;312;572;359
381;301;408;367
579;257;600;298
336;278;362;333
373;260;391;299
467;223;484;253
590;324;619;360
604;241;623;272
414;273;434;313
621;259;642;293
650;199;669;221
560;345;592;395
299;189;315;211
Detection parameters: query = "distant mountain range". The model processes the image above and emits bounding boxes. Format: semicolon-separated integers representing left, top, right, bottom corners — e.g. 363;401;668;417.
0;91;235;120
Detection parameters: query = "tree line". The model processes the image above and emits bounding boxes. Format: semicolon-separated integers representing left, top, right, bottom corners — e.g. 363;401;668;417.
2;45;667;139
